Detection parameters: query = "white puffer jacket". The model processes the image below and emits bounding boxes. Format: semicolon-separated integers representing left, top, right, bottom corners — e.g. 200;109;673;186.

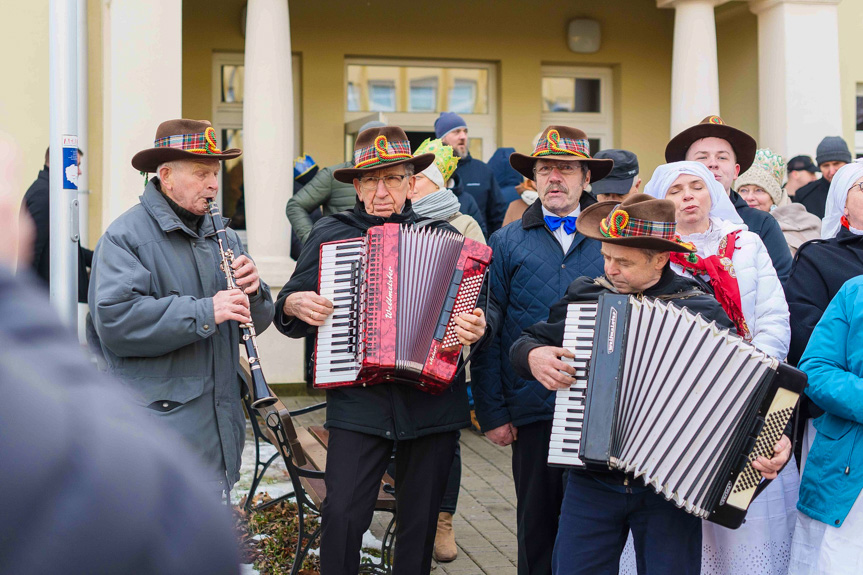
673;217;790;359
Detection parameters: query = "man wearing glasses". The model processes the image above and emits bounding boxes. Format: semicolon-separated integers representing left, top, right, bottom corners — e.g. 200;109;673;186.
274;126;486;575
471;126;609;575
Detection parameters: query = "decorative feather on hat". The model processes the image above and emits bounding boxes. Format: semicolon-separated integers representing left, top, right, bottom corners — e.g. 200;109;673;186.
415;138;459;182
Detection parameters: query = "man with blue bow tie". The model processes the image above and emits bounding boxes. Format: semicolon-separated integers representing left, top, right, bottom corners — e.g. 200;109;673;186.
471;126;611;575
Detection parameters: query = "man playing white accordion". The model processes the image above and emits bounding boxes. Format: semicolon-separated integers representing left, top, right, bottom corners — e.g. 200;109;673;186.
509;194;792;574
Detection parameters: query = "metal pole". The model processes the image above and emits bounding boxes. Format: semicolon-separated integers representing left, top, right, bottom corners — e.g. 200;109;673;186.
77;0;89;250
76;0;89;344
49;0;79;328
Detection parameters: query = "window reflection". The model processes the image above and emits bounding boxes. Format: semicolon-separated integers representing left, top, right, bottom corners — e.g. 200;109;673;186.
222;65;244;103
346;64;488;114
542;77;601;113
221;129;245;230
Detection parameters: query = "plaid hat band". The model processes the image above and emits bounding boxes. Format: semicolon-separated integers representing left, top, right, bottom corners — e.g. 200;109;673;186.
600;207;677;241
154;126;222;155
354;135;413;169
532;129;591;159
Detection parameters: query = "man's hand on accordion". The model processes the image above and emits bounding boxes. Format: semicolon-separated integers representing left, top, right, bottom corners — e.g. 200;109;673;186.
283;291;334;326
751;434;792;481
527;346;577;391
453;308;486;346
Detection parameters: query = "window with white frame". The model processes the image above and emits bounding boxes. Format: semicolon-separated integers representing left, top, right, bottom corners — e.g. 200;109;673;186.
212;52;302;232
541;66;614;155
344;59;497;161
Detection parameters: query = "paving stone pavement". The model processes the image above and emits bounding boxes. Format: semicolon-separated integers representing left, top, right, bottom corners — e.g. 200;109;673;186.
239;394;518;574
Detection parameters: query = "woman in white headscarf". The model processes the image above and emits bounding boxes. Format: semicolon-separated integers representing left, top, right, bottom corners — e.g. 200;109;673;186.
644;161;789;358
640;161;795;575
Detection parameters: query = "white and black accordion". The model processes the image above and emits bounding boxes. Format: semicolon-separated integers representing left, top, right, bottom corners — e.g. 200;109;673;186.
549;293;805;528
315;222;492;394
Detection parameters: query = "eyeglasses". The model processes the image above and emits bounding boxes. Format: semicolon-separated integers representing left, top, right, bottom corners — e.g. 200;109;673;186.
359;174;409;191
534;163;581;177
851;182;863;193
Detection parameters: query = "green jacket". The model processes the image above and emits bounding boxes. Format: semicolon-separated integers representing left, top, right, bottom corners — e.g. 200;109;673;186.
89;180;274;487
286;161;358;243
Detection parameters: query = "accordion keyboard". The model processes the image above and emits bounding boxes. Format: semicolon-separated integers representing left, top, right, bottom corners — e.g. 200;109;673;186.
315;240;364;385
548;302;597;468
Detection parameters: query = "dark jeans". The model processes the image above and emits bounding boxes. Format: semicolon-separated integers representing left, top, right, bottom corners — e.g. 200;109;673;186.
552;472;701;575
440;430;461;514
512;419;565;575
320;428;458;575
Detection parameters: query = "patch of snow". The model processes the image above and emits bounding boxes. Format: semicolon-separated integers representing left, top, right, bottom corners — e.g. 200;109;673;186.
362;530;382;551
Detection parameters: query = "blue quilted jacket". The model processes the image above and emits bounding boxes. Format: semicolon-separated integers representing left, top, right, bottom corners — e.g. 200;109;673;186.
472;197;603;431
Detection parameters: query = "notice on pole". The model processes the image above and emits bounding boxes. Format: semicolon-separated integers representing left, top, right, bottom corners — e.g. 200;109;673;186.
62;135;78;190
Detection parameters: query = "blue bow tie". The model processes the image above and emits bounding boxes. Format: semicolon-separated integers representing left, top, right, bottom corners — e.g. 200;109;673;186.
545;215;578;235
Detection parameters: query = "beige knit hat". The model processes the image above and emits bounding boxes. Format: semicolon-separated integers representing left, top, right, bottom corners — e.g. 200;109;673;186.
735;148;788;207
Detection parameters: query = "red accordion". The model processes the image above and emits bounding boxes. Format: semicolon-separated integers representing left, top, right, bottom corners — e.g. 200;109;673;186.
314;223;492;394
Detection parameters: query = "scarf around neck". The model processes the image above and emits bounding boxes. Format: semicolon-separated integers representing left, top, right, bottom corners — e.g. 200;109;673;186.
411;189;462;221
670;230;751;341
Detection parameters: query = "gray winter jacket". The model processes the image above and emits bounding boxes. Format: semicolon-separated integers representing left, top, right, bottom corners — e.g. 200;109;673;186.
89;179;274;487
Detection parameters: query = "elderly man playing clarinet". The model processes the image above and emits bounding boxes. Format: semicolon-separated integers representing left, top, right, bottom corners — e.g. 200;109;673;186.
89;119;274;496
274;125;486;575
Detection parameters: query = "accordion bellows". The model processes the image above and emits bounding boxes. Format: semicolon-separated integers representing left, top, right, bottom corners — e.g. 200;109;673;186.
314;223;492;394
550;294;805;529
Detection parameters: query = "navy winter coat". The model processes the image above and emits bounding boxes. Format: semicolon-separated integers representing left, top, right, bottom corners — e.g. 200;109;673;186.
471;196;603;431
488;147;523;205
454;154;507;234
730;190;793;285
793;177;830;219
452;174;488;239
787;227;863;365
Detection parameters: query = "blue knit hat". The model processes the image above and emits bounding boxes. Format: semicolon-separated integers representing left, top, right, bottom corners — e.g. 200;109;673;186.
293;154;317;180
434;112;467;139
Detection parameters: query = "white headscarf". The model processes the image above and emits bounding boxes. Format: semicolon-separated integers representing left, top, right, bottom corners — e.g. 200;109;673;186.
821;162;863;238
643;161;744;224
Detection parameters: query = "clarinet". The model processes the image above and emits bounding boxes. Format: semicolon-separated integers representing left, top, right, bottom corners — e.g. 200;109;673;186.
207;200;277;409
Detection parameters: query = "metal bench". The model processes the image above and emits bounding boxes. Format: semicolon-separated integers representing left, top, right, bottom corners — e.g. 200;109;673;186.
241;363;396;574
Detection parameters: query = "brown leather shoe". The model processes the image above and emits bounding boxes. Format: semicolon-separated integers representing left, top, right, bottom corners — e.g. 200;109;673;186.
433;512;458;562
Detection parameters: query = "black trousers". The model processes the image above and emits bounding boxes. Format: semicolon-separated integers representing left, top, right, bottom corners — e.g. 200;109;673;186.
439;430;461;514
320;427;458;575
511;419;565;575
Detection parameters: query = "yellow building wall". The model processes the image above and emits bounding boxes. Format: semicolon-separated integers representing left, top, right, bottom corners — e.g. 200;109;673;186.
716;3;760;144
182;0;675;179
838;0;863;153
1;1;103;245
1;2;50;203
182;1;246;122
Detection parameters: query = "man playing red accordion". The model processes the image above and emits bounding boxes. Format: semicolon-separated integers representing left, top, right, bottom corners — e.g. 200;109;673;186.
274;126;486;575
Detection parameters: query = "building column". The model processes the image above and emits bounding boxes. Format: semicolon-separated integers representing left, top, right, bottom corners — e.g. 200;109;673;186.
244;0;304;384
101;0;181;230
659;0;722;136
750;0;842;158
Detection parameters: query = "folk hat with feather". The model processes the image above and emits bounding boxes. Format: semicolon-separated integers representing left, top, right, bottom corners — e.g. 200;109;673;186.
132;119;242;173
333;127;434;184
509;126;613;182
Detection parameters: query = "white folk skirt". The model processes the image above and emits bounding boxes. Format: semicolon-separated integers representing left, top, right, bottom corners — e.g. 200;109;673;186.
701;459;799;574
620;458;800;575
787;476;863;574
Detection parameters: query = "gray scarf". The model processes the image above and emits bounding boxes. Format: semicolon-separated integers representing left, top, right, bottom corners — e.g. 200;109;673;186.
411;189;461;221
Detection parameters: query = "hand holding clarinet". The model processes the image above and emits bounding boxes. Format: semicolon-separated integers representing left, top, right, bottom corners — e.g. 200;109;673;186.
208;200;276;408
